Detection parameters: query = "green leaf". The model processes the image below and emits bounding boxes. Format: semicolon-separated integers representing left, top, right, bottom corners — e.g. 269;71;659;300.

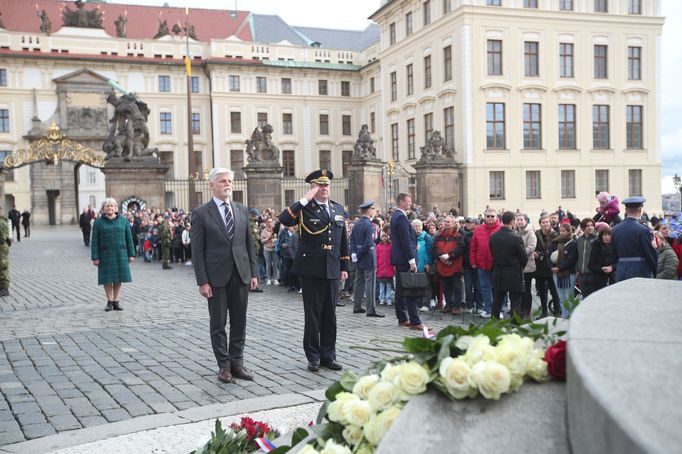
339;370;358;391
402;337;436;354
310;421;344;442
292;427;310;445
435;325;466;339
325;380;345;401
437;334;454;362
316;400;329;424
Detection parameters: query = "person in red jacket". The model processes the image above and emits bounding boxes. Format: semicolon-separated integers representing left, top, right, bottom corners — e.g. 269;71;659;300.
375;232;395;306
433;216;465;315
469;208;501;318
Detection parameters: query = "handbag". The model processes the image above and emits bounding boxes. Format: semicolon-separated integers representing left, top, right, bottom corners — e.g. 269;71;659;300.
398;271;429;298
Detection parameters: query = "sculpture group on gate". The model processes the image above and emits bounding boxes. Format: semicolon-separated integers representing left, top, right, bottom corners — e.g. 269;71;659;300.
62;0;103;28
103;92;158;161
245;124;280;164
418;130;456;163
353;124;377;160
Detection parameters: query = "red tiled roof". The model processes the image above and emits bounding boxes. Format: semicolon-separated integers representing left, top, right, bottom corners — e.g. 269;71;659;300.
0;0;253;41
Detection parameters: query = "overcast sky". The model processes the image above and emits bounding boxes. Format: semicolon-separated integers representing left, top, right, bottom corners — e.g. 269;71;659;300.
114;0;680;194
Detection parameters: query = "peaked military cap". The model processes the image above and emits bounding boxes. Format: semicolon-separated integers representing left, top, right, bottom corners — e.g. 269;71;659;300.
622;196;646;208
358;200;374;209
305;169;333;185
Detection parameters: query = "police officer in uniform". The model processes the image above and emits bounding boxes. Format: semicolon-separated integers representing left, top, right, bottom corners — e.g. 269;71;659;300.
350;201;384;318
279;170;349;372
611;196;657;282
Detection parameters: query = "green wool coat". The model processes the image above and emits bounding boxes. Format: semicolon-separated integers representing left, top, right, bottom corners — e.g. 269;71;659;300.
91;215;135;285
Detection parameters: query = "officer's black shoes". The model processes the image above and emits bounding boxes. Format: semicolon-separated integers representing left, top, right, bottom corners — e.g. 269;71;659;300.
353;308;367;314
367;312;385;318
250;287;263;293
307;362;320;372
105;301;113;311
321;361;343;371
336;301;346;307
112;301;123;311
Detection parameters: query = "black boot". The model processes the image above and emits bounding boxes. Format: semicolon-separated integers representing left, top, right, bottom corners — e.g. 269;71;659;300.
0;288;9;297
112;301;123;311
105;301;113;311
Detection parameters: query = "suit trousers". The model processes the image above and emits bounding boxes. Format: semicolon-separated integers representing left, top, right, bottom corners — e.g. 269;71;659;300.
301;276;338;364
353;267;377;314
394;270;421;325
207;271;249;369
492;289;523;321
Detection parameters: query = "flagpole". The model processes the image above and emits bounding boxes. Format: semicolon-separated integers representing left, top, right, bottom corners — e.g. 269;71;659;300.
185;7;197;210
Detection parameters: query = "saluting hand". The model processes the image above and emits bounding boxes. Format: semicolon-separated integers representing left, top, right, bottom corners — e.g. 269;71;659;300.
304;184;320;202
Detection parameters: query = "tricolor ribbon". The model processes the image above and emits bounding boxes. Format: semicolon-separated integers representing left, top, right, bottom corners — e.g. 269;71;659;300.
255;437;277;452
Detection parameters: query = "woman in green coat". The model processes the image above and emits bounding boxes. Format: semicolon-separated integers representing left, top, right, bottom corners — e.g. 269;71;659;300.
91;198;136;311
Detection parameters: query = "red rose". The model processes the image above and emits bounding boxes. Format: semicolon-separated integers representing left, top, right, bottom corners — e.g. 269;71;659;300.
544;340;567;380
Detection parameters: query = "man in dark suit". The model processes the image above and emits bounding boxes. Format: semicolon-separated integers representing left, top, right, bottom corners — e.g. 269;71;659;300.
8;206;21;242
191;168;259;383
350;201;384;318
611;196;657;282
279;170;349;372
390;193;422;330
489;211;528;321
79;206;94;246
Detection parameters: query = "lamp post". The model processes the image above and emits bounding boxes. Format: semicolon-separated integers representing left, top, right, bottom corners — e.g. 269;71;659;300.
673;173;681;212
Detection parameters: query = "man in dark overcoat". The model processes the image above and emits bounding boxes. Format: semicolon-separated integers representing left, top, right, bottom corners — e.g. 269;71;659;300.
350;201;384;318
79;206;94;246
611;197;658;281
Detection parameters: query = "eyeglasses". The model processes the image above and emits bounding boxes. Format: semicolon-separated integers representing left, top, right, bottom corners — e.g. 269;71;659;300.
485;215;496;218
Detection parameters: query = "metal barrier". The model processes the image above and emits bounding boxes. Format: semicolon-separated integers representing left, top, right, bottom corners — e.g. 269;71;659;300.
164;178;247;211
382;162;416;209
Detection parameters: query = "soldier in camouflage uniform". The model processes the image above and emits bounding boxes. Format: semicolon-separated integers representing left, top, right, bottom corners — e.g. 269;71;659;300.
160;214;173;270
249;209;264;292
0;206;12;297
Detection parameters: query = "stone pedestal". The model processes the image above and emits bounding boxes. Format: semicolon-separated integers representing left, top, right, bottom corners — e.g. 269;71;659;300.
347;159;385;215
101;157;169;211
244;164;283;210
414;161;462;214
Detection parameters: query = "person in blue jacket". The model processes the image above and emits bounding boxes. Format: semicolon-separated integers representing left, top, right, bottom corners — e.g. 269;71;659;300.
611;197;658;281
350;201;384;318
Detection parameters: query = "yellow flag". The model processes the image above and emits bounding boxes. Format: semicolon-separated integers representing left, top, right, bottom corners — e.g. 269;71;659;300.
184;55;192;77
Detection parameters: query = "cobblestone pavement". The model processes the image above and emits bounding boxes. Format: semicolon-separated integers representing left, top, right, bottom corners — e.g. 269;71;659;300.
0;227;476;447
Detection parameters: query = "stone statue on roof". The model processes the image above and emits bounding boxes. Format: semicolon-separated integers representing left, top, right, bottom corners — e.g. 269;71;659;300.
245;124;280;164
171;23;182;35
418;130;456;163
353;124;377;160
114;14;127;38
63;0;103;28
38;10;52;34
154;19;170;39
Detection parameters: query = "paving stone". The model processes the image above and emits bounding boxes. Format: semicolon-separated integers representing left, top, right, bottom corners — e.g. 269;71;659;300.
16;411;47;425
79;415;108;428
48;414;83;431
21;423;57;440
0;429;25;445
100;407;130;422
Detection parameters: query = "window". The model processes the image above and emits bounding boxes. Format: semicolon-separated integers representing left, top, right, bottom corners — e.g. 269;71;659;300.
423;1;431;26
561;170;575;198
594;45;608;79
190;76;199;93
257;112;268;128
341;81;350;97
628;47;641;80
487;40;503;76
320;114;329;135
390;72;397;102
626;105;643;149
595;169;609;193
595;0;608;13
424;113;433;145
160;151;174;179
0;109;9;133
342;115;352;136
194;150;203;175
486;103;505;149
443;45;452;81
283;150;295;177
487;0;501;5
489;171;505;200
229;75;240;92
526;171;541;199
406;64;414;96
593;105;610;149
629;0;641;14
87;170;97;185
230;112;241;134
628;169;642;196
560;0;573;10
319;150;331;171
159;75;170;92
523;104;542;149
444;107;454;151
391;123;399;160
0;69;6;87
256;76;267;93
405;12;413;36
558;104;576;149
192;112;200;134
89;195;96;208
524;0;538;7
524;42;539;77
407;119;416;160
370;112;376;133
227;150;244;178
160;112;172;134
342;150;352;177
370;77;375;93
424;55;432;89
283;113;293;135
281;78;292;94
443;0;452;14
560;43;574;78
389;22;396;45
319;79;328;95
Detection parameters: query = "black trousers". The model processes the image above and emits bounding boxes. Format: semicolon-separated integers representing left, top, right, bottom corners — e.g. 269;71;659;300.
301;276;338;364
207;271;249;369
11;223;20;240
535;275;560;315
521;272;534;318
492;289;523;320
81;227;91;246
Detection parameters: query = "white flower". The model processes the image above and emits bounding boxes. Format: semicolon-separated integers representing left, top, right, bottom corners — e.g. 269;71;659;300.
327;392;359;424
320;438;352;454
463;336;497;366
342;425;363;446
353;374;380;399
509;373;524;393
363;406;402;446
495;341;529;377
380;363;401;383
394;362;430;397
367;380;398;412
455;335;475;351
469;360;511;400
298;445;320;454
438;357;473;399
343;399;373;427
525;352;549;382
355;445;374;454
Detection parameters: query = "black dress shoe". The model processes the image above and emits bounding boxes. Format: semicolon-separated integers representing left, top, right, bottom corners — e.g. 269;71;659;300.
353;308;367;314
250;287;263;293
307;362;320;372
336;301;346;307
218;368;233;383
367;312;385;318
105;301;113;312
231;366;254;381
321;361;343;371
112;301;123;311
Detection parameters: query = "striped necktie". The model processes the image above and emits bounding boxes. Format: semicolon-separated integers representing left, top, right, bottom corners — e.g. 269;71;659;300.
222;202;234;240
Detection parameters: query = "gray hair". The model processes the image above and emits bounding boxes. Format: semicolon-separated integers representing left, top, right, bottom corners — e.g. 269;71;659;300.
101;197;118;212
208;167;234;183
411;219;423;228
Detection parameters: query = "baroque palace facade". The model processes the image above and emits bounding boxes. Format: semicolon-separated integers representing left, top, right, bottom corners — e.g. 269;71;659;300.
0;0;664;224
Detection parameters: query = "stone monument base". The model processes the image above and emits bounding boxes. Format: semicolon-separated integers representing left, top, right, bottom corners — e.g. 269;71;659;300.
347;159;384;214
244;165;283;210
101;157;169;211
414;161;462;214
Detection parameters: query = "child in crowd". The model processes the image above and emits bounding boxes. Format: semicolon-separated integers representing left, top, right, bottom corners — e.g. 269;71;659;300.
375;232;394;306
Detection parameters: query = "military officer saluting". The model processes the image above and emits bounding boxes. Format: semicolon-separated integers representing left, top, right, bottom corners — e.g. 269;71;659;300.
611;196;658;282
279;170;350;372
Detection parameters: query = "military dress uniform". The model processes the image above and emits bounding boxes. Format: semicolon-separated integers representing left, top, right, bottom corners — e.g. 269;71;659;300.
279;170;349;371
611;197;658;282
160;218;173;269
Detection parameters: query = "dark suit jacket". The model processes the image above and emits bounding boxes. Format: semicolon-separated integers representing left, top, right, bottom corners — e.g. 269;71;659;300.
489;226;528;293
191;199;258;287
350;216;376;270
390;209;417;271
